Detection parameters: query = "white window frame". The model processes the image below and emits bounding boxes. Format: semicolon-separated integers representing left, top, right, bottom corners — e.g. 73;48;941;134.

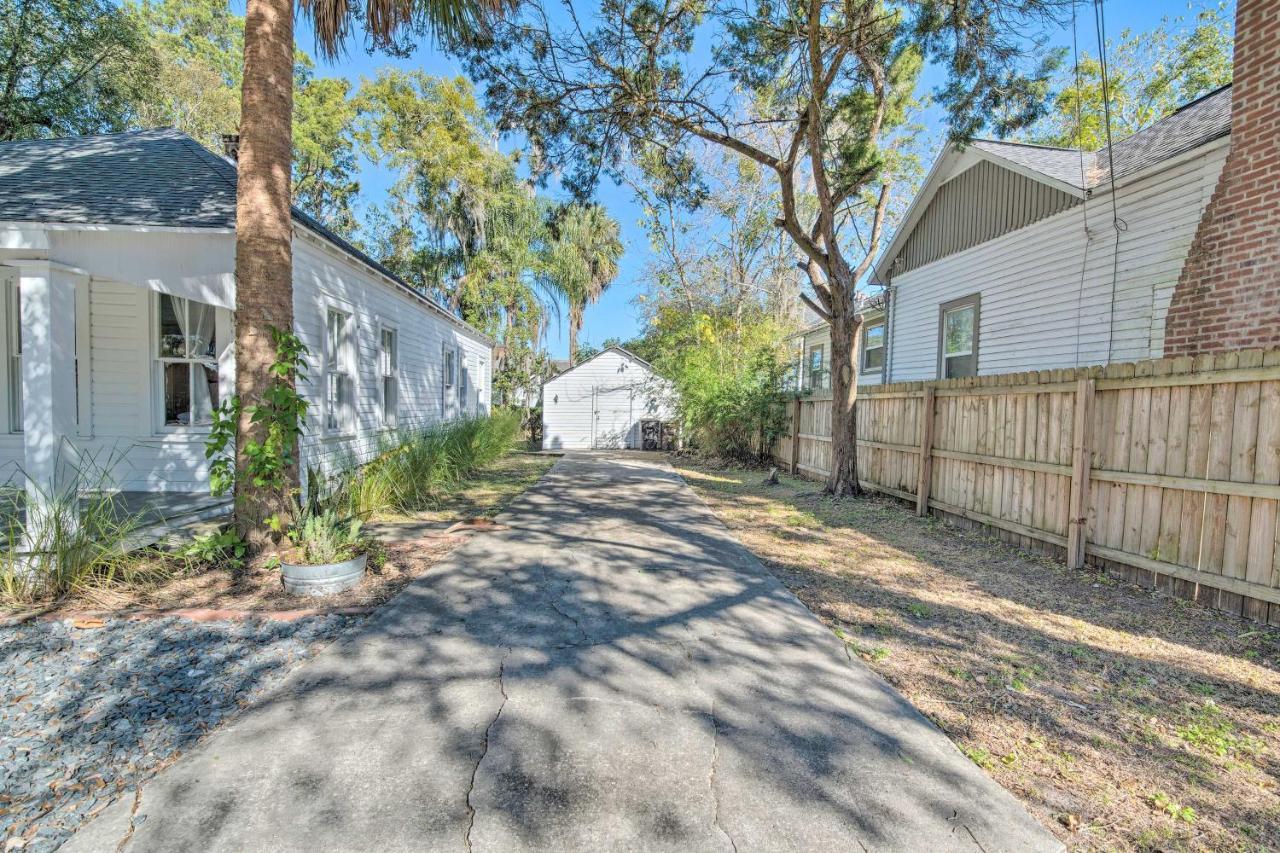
5;276;20;434
807;344;826;391
323;307;356;435
151;292;221;433
862;321;886;373
379;325;398;428
457;346;467;411
442;342;456;415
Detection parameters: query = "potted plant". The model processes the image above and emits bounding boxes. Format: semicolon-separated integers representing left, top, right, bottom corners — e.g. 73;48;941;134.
280;507;368;597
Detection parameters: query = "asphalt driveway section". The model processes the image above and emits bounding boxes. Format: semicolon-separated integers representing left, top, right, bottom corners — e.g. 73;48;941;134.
63;453;1058;852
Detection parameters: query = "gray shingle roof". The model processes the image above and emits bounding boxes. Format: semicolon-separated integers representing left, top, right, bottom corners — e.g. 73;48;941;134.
1090;85;1232;185
970;84;1232;191
968;140;1089;189
0;128;489;341
0;128;237;228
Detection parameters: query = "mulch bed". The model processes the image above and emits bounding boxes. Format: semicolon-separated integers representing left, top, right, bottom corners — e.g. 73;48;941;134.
678;463;1280;852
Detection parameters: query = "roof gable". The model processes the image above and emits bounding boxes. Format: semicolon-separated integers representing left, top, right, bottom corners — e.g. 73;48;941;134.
543;346;655;386
873;85;1233;284
885;159;1079;279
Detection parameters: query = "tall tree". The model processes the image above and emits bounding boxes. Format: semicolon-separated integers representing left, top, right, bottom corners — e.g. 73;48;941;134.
0;0;157;140
546;204;624;367
454;0;1064;495
357;69;558;401
1033;2;1234;149
231;0;507;544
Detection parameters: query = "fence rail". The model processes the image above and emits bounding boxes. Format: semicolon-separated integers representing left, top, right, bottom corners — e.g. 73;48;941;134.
772;349;1280;625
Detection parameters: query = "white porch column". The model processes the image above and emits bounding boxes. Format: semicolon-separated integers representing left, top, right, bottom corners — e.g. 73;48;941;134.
16;261;81;510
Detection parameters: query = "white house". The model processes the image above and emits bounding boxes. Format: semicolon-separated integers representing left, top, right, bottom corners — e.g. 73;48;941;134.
867;85;1231;381
541;347;675;450
0;129;492;509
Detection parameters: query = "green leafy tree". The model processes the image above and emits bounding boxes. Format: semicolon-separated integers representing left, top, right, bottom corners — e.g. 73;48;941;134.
293;69;360;233
357;69;558;405
453;0;1064;495
545;204;624;367
132;0;361;233
131;0;243;148
1034;3;1234;149
0;0;157;140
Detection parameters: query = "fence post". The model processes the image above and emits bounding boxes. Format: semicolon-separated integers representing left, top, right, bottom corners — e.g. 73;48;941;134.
916;385;935;516
1067;377;1095;569
789;398;801;475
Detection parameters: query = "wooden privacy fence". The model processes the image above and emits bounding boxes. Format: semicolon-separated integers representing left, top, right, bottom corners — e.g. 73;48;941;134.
772;349;1280;625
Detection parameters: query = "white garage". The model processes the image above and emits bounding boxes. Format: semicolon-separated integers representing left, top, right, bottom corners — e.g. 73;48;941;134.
541;347;677;451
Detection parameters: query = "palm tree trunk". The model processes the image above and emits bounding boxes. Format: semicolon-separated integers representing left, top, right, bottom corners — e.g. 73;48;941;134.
234;0;297;547
568;302;583;367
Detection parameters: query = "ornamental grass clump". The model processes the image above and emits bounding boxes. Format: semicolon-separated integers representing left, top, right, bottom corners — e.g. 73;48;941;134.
0;458;149;606
349;410;522;516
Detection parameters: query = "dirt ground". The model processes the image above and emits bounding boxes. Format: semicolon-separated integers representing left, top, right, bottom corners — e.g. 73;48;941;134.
58;454;556;615
677;463;1280;852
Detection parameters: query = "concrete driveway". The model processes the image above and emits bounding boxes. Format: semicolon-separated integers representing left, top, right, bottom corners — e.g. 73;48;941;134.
65;453;1058;852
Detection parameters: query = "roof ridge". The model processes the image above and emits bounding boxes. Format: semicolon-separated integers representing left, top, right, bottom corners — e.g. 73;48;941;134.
175;134;241;195
0;126;181;150
971;138;1080;153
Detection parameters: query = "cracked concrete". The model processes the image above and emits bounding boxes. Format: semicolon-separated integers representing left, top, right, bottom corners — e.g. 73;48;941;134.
64;453;1058;852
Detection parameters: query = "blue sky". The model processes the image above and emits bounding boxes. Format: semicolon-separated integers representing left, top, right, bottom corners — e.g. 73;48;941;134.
296;0;1215;359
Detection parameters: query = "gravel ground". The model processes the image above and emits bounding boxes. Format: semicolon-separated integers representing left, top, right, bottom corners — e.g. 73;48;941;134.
0;614;361;852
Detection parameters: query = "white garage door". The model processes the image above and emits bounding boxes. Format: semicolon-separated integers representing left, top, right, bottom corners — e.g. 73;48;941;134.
593;386;633;449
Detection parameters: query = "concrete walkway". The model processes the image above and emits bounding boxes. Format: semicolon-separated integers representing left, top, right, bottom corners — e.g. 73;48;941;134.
65;454;1058;852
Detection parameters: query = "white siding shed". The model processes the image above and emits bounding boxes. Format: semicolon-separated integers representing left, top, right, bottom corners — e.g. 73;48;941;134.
541;347;675;451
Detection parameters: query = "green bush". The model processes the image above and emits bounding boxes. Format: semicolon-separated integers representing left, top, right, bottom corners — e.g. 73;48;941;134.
346;410;523;516
637;308;789;462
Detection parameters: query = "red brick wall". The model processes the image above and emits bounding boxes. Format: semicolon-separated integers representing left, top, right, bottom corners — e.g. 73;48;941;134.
1164;0;1280;356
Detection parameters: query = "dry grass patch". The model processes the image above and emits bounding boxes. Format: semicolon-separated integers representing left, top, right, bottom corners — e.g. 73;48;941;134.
677;463;1280;852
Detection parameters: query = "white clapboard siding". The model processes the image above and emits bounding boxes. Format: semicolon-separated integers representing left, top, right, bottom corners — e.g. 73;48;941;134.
291;233;492;480
887;142;1227;381
542;349;674;450
0;226;491;492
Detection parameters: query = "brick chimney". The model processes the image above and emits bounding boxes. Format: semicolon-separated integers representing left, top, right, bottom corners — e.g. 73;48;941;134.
1163;0;1280;356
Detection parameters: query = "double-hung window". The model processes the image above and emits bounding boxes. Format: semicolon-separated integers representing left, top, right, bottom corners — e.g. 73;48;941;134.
457;348;468;410
862;321;886;373
7;279;20;433
939;295;979;379
155;293;219;428
325;309;354;433
380;327;398;427
442;343;456;413
807;344;826;391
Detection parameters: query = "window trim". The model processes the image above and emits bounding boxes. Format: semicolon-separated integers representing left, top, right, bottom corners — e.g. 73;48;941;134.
151;292;221;433
807;343;826;391
937;293;981;379
4;274;19;434
378;324;398;428
861;320;886;373
323;306;356;436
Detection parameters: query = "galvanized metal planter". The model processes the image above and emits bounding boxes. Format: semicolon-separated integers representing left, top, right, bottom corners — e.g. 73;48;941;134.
281;552;367;597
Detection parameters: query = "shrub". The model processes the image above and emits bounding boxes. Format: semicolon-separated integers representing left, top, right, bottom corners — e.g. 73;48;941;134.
638;309;790;462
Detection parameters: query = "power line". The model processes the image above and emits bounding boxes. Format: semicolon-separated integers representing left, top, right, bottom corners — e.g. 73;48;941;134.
1094;0;1128;362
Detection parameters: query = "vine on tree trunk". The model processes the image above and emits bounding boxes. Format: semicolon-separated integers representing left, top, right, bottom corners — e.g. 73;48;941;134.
206;326;310;532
